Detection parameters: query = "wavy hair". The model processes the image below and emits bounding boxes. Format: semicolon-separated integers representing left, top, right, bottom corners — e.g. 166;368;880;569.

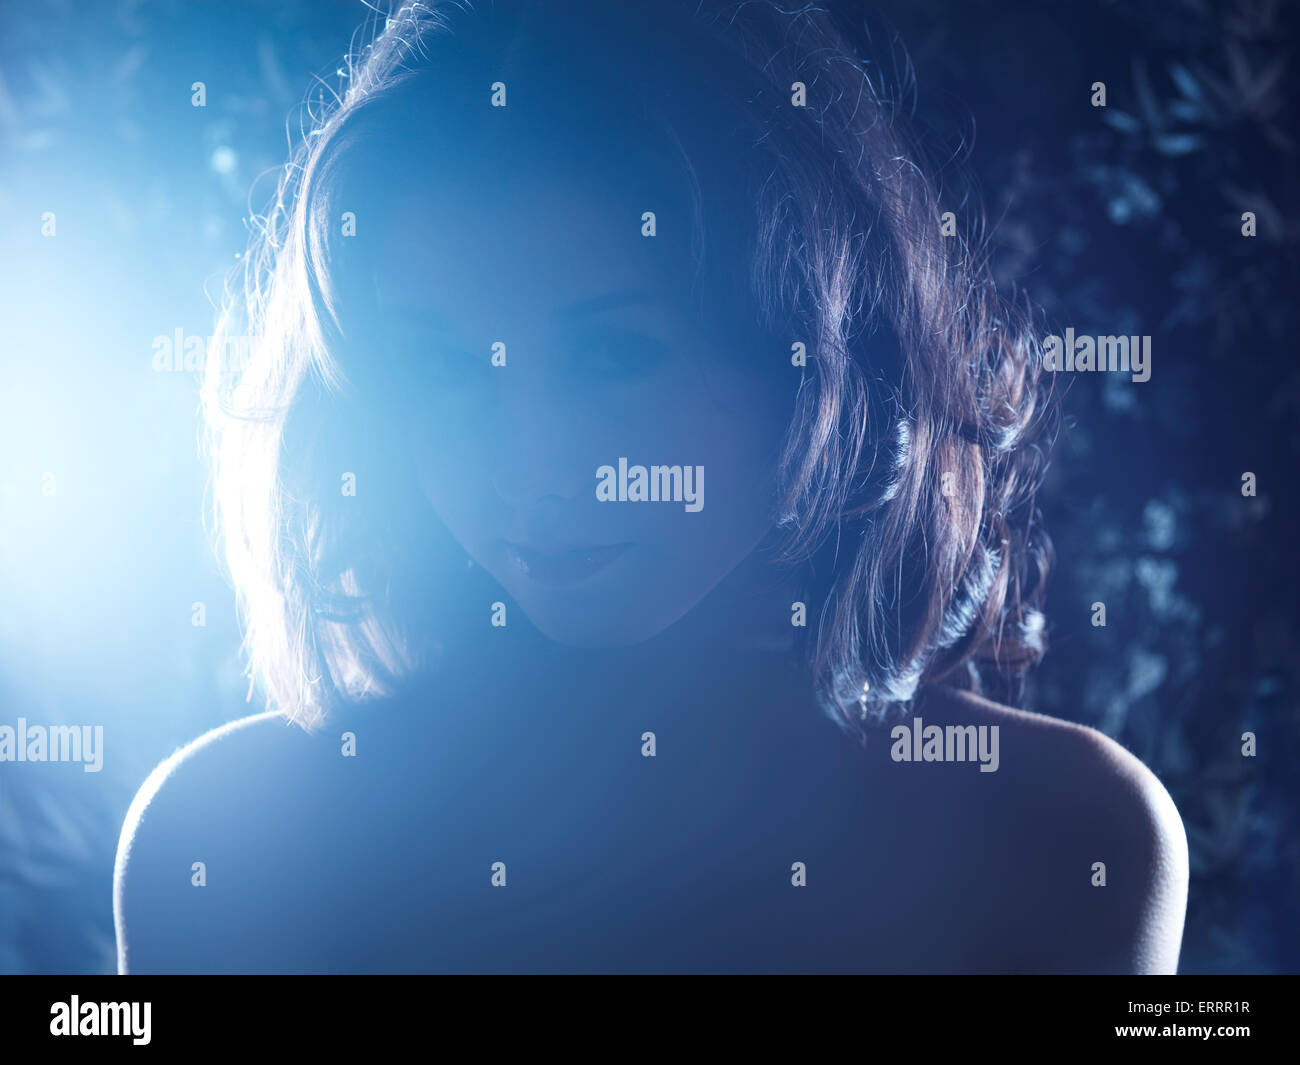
203;0;1057;736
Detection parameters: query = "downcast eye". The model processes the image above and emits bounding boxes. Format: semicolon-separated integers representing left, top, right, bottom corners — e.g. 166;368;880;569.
572;329;668;379
422;346;487;383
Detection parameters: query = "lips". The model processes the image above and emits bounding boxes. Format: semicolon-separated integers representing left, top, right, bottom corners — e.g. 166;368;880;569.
502;541;634;586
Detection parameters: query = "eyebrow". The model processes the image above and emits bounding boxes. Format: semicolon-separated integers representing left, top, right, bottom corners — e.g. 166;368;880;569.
554;289;663;319
383;289;666;329
386;305;459;331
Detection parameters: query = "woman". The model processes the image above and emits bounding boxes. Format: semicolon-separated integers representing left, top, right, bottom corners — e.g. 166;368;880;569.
114;0;1188;973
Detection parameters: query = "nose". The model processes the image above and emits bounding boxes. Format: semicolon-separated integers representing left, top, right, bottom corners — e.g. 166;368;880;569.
489;385;591;508
491;464;588;509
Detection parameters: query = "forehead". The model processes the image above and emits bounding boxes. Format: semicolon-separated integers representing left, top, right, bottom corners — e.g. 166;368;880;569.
368;116;700;325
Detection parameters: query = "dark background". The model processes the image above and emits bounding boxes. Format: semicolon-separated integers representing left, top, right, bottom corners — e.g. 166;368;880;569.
0;0;1295;973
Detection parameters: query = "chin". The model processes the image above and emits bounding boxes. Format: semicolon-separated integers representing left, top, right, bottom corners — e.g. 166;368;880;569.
518;605;672;649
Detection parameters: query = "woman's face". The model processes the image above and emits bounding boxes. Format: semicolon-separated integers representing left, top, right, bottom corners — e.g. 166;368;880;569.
372;134;794;647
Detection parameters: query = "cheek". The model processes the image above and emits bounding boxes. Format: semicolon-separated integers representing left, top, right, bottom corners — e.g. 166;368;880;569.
402;353;792;549
404;408;498;535
623;362;794;568
688;360;794;506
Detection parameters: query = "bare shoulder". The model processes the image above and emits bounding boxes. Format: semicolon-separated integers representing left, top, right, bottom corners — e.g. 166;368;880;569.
113;709;355;974
895;686;1190;973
